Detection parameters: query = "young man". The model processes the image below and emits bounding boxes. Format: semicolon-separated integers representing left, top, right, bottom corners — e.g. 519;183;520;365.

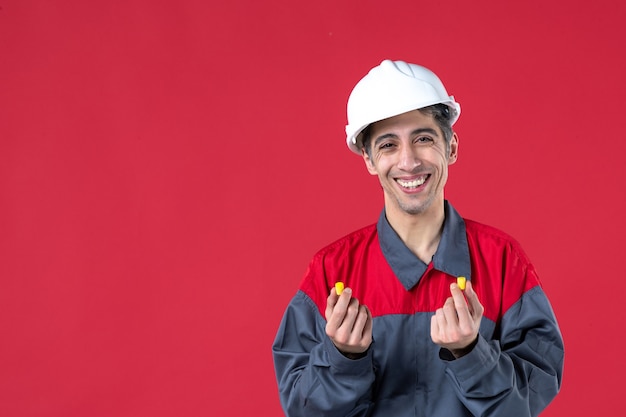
272;60;564;417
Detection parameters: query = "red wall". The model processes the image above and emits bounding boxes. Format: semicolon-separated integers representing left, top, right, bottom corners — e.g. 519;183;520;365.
1;1;625;416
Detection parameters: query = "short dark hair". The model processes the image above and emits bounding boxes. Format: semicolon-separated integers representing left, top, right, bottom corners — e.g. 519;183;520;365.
362;104;454;159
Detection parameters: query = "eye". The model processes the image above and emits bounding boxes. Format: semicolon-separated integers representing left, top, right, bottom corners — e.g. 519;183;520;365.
378;142;395;150
415;136;434;144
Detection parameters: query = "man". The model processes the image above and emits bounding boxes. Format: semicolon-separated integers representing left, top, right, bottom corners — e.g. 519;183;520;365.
272;59;564;417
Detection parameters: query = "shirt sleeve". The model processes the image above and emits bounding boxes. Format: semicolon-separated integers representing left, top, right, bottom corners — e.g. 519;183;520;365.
272;290;376;417
441;285;564;417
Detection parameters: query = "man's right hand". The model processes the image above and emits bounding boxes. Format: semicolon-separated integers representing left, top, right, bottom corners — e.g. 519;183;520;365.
325;286;373;358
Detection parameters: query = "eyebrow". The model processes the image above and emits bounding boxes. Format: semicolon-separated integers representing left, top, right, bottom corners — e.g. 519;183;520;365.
373;128;439;147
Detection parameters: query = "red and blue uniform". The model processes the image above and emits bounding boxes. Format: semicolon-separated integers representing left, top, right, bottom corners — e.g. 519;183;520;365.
273;202;564;417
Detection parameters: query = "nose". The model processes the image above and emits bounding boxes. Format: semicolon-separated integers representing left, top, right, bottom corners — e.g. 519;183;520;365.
397;142;421;171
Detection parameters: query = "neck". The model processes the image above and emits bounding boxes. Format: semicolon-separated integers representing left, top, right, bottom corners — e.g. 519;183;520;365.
385;200;446;264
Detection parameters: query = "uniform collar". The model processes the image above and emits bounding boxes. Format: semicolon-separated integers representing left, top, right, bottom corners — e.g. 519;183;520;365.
377;201;471;291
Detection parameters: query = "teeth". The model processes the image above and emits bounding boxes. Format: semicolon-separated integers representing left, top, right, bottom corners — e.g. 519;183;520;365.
397;177;426;188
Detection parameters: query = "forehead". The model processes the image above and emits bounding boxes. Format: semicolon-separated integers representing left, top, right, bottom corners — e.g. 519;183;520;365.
368;109;441;138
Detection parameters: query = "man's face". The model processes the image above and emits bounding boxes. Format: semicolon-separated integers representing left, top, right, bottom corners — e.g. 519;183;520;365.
362;109;458;218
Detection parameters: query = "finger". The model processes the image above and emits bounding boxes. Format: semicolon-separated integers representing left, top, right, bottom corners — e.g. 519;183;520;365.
331;298;361;346
433;306;448;339
325;289;338;320
442;296;458;326
464;281;484;319
450;283;472;326
326;288;353;328
352;305;370;340
358;306;373;349
450;283;468;310
340;297;361;333
362;305;373;340
430;313;441;342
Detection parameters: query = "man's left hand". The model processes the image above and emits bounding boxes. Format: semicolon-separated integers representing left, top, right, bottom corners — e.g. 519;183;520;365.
430;280;484;358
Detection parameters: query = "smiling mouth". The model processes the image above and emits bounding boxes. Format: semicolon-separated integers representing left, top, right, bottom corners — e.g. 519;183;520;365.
396;175;428;189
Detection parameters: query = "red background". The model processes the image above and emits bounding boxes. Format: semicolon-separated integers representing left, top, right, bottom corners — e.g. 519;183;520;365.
1;1;625;416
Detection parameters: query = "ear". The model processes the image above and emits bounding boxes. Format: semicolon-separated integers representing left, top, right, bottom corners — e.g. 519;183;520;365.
448;132;459;165
361;148;378;175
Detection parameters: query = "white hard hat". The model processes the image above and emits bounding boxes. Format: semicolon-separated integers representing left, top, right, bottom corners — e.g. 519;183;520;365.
345;59;461;154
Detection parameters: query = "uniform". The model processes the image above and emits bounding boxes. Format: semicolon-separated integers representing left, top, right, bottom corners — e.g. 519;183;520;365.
273;202;564;417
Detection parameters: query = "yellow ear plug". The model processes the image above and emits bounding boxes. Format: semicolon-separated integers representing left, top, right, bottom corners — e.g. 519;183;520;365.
335;282;344;295
457;276;466;291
